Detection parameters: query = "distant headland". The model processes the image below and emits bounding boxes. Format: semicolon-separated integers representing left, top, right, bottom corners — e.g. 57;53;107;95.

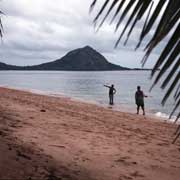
0;46;151;71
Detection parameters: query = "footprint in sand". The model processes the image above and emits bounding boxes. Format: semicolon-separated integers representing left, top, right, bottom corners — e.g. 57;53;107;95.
0;130;7;137
127;149;134;154
72;169;81;175
150;164;159;169
138;142;147;145
82;157;90;162
16;150;31;160
74;156;79;161
130;171;145;178
114;156;137;166
157;142;169;146
119;175;133;180
171;165;178;168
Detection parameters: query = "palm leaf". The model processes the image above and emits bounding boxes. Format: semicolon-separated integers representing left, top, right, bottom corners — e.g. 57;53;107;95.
170;98;180;119
91;0;179;139
115;0;137;32
98;0;119;29
172;125;180;144
174;85;180;100
139;0;166;43
93;0;110;23
0;11;3;38
141;1;179;66
116;1;153;47
90;0;97;12
110;0;126;24
124;0;152;45
174;123;180;133
136;1;154;49
162;72;180;106
150;24;180;78
161;57;180;90
145;0;179;51
175;91;180;102
150;41;180;90
115;0;145;46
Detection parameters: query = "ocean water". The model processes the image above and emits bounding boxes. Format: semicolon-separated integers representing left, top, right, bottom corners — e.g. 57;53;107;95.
0;71;177;120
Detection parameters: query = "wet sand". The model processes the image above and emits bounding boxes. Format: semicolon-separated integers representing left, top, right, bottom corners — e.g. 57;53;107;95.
0;87;180;180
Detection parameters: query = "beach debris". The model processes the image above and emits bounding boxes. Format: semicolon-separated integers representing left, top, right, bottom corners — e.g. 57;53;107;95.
40;109;46;112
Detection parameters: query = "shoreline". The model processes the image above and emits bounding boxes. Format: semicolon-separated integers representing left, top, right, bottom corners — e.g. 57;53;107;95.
1;85;174;123
0;86;180;180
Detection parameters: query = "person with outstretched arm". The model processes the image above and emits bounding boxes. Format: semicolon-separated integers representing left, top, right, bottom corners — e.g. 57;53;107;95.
104;84;116;105
135;86;148;115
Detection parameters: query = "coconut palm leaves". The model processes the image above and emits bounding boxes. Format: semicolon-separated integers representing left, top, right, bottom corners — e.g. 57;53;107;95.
0;11;3;38
90;0;180;118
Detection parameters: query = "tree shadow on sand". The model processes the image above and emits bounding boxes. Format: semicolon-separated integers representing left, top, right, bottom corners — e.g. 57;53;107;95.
0;108;94;180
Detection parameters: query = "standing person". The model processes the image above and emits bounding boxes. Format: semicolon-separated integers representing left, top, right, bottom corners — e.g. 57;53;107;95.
104;84;116;105
135;86;148;115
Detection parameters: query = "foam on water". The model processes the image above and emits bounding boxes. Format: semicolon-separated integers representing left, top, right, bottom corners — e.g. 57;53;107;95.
0;71;178;121
155;112;177;122
1;84;178;123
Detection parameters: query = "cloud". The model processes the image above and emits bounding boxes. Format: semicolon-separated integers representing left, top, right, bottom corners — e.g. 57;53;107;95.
0;0;164;68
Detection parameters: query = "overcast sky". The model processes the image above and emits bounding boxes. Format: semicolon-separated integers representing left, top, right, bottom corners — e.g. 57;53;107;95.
0;0;164;68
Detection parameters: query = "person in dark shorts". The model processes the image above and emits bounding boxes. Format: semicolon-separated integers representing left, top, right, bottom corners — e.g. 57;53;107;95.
104;84;116;105
135;86;148;115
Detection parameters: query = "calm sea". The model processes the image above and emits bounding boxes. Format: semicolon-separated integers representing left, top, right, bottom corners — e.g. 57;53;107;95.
0;71;177;120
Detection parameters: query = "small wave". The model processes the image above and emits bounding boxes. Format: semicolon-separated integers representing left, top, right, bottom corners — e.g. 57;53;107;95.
155;112;177;122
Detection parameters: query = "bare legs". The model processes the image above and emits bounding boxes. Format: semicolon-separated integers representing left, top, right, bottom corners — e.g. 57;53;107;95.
109;94;114;105
137;105;145;115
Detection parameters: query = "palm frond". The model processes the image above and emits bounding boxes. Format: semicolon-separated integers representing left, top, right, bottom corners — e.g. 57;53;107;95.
0;11;3;38
175;91;180;102
172;125;180;144
174;85;180;100
145;0;179;49
142;1;180;66
169;97;180;119
138;0;166;46
98;0;119;29
90;0;97;12
162;72;180;106
93;0;110;23
136;1;154;49
150;41;180;91
123;0;152;45
175;124;180;134
115;0;145;47
90;0;180;119
115;0;137;32
150;25;179;78
110;0;126;24
161;57;180;90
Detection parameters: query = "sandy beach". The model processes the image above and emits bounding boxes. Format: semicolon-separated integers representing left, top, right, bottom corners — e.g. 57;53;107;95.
0;87;180;180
